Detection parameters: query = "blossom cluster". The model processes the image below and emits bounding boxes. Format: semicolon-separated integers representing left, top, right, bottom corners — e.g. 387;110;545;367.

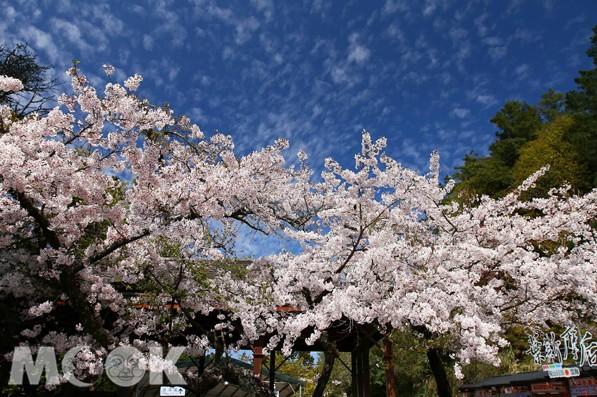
1;67;596;388
0;75;24;92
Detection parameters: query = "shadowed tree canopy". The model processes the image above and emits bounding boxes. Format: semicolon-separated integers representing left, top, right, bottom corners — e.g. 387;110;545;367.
491;100;542;141
0;42;59;117
564;25;597;185
566;25;597;116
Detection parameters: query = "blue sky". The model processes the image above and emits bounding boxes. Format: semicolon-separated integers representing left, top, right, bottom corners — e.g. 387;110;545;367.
2;0;596;175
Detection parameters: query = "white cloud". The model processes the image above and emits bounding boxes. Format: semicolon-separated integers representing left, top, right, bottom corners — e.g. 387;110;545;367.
437;128;457;141
5;5;16;22
455;40;472;62
18;26;60;64
385;23;406;42
450;107;470;119
347;34;371;65
474;13;489;37
422;0;439;17
449;27;468;42
49;18;85;50
205;4;234;23
475;94;497;107
167;66;180;82
488;46;507;61
222;46;235;60
309;0;331;15
331;65;349;84
273;53;284;64
143;35;153;51
348;44;371;65
382;0;409;15
250;0;274;20
513;28;541;44
54;19;81;41
235;17;260;44
543;0;555;12
506;0;524;14
438;72;452;85
514;63;531;80
483;36;503;46
90;4;124;37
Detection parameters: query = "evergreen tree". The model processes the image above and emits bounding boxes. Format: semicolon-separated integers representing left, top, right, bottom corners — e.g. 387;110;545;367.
452;25;597;198
565;26;597;186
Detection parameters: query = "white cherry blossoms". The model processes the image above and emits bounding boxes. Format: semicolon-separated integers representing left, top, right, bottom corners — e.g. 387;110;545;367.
0;75;24;92
2;62;597;388
241;131;597;374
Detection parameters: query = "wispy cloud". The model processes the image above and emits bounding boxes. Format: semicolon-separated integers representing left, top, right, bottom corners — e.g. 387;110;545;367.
450;107;471;119
235;17;260;44
18;26;60;64
2;0;595;179
250;0;275;21
347;34;371;65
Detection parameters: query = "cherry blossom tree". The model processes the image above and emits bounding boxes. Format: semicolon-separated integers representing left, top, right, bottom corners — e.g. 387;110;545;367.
240;133;597;397
3;66;597;397
0;67;311;394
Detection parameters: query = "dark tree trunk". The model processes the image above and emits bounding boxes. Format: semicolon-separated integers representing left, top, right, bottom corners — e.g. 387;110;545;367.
427;348;452;397
312;335;336;397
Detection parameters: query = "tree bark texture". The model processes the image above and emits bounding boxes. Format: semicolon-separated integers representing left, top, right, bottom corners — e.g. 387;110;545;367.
427;348;452;397
384;335;398;397
312;334;336;397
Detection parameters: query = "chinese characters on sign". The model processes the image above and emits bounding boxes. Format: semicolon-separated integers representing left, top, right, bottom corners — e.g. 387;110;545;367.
547;367;580;378
527;325;597;367
569;377;597;396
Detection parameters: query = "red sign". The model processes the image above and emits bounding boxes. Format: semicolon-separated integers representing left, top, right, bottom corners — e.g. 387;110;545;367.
569;377;597;396
570;377;597;386
532;382;566;392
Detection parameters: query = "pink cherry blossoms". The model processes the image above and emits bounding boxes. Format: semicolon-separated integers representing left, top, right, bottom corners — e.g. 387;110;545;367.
0;75;24;92
1;66;597;390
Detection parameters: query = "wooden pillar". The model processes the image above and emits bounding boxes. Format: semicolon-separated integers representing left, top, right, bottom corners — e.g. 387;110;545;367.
199;355;206;375
351;343;372;397
269;350;276;392
384;335;398;397
351;350;359;397
362;344;371;397
252;340;264;381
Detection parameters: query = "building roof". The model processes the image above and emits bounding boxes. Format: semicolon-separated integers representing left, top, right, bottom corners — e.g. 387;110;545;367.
460;371;550;391
460;367;597;391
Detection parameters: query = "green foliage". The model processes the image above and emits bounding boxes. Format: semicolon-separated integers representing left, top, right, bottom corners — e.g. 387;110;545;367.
563;26;597;186
538;89;566;122
386;331;438;397
451;100;545;200
325;351;352;397
459;348;537;386
566;25;597;116
512;115;590;198
490;101;542;141
452;25;597;200
451;154;513;200
274;351;321;396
